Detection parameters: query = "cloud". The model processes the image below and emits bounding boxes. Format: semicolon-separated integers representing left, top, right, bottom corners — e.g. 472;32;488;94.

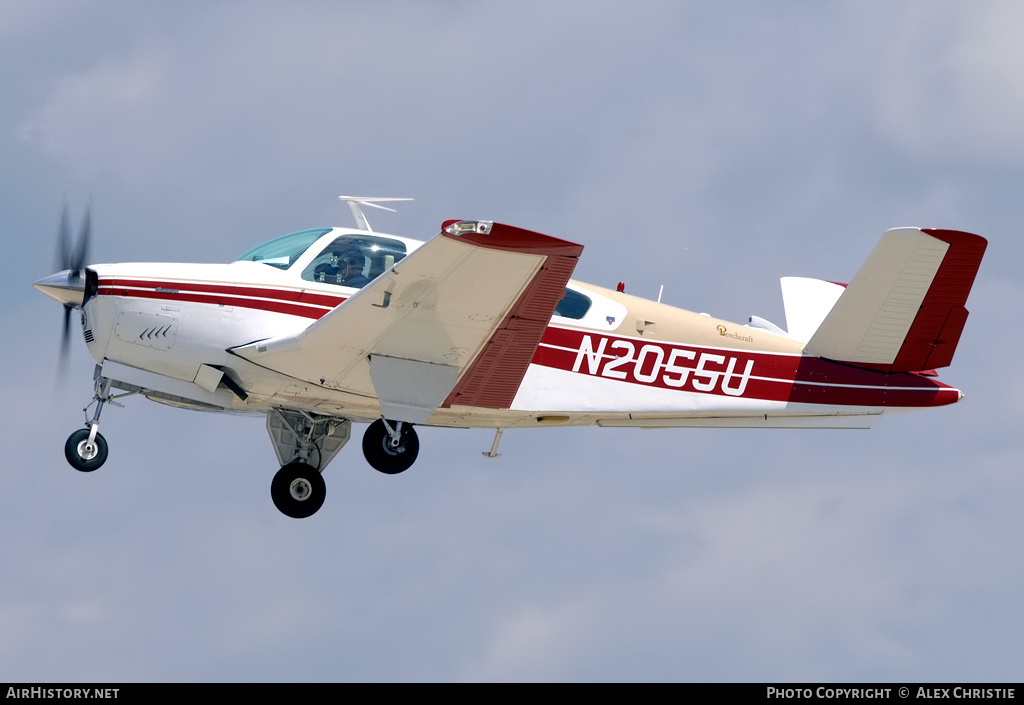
0;0;65;38
19;3;688;195
867;1;1024;165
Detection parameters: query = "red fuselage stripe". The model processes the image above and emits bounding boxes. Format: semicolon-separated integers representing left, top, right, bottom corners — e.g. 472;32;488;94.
97;278;345;320
102;278;344;308
532;327;958;407
95;278;958;408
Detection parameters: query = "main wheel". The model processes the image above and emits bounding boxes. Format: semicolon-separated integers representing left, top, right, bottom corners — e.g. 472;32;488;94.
271;462;326;518
64;428;108;472
362;419;419;474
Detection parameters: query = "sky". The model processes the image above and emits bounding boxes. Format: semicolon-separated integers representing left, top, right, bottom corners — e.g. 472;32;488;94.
2;0;1022;682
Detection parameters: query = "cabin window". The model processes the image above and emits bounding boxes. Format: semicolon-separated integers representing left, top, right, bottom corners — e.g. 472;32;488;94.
301;235;408;289
235;229;330;270
554;288;592;319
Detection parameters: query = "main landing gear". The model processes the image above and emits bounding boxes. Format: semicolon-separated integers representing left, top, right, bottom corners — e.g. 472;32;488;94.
362;418;419;475
266;413;420;518
64;370;122;472
266;409;351;519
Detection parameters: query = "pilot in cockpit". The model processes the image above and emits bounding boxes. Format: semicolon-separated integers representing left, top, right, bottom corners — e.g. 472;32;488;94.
314;247;369;289
338;248;369;288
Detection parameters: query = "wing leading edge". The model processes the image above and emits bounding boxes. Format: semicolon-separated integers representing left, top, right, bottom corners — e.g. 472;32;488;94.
230;221;583;421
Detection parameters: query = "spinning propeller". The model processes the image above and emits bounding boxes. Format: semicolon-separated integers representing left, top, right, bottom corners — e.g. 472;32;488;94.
35;204;92;370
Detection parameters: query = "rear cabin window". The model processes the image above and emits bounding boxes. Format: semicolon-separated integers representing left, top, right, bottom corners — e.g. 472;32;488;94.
301;235;408;289
554;288;592;319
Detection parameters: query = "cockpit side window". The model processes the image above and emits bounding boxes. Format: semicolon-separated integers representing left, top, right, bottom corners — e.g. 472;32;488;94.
235;229;331;269
300;235;408;289
554;288;592;319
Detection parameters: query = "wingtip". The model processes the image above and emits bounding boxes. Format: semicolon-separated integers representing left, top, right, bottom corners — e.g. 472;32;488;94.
440;220;584;257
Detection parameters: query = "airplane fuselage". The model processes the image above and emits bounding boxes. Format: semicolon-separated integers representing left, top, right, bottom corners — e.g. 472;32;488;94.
38;214;984;518
77;229;959;432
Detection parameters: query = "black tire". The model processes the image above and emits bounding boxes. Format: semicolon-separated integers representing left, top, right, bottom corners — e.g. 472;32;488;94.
271;462;326;518
64;428;108;472
362;419;419;474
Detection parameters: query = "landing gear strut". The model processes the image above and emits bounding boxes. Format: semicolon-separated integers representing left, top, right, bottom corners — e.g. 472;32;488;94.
65;369;119;472
362;418;419;474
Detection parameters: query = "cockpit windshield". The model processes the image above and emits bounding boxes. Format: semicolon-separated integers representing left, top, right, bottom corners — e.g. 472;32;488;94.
301;234;408;289
235;228;331;269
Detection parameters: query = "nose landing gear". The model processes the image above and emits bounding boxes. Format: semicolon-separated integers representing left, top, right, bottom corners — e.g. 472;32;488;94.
64;369;123;472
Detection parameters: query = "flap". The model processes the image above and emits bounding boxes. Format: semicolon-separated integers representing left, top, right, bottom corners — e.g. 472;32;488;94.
369;355;458;424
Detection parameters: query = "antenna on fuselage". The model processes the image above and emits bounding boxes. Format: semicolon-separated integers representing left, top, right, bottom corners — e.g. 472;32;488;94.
338;196;413;232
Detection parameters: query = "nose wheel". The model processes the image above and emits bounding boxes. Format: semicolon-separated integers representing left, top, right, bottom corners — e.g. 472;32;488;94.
362;418;419;474
271;462;326;518
64;427;108;472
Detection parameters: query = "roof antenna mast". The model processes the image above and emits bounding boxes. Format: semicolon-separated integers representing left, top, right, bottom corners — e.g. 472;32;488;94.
339;196;413;232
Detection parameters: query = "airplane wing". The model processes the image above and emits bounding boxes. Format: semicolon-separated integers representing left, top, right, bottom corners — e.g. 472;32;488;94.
230;221;583;422
804;228;987;372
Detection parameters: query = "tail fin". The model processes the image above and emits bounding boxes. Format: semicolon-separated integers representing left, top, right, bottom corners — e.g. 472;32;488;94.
803;228;987;372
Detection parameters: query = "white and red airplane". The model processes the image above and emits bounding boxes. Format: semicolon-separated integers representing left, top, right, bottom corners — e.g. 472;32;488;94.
35;196;987;518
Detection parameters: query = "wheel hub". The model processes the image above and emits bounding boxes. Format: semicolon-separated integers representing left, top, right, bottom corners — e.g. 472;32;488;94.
76;440;98;461
289;477;313;502
362;418;419;475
